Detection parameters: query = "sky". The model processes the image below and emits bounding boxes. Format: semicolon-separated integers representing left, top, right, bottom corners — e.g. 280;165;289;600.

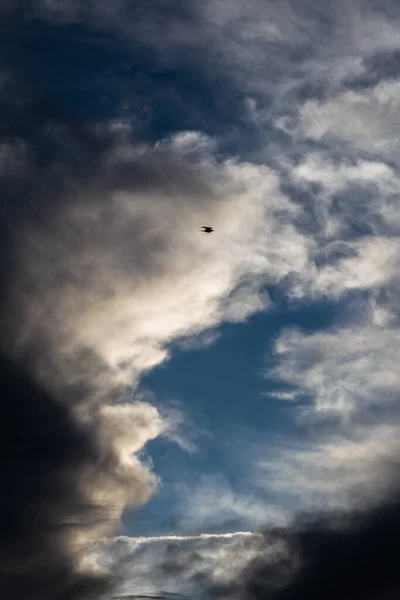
1;1;400;599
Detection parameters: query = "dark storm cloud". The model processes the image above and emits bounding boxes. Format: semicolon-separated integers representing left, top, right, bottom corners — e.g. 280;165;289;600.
0;14;166;600
0;8;221;597
239;493;400;600
0;352;113;599
0;1;241;145
342;50;400;92
0;101;148;599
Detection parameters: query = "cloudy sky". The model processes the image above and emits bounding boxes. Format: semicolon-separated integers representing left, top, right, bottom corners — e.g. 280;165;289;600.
1;1;400;599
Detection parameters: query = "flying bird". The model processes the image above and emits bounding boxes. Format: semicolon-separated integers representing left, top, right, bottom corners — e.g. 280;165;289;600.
202;226;214;233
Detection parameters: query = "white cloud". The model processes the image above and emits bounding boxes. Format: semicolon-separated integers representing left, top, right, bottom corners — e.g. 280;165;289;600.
270;321;400;417
10;131;309;394
265;390;298;402
289;153;400;239
313;236;400;296
299;78;400;156
292;155;397;194
257;297;400;512
66;402;165;561
256;422;400;512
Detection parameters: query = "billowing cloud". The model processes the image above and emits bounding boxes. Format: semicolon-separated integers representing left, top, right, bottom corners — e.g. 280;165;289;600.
1;1;400;599
0;70;307;600
4;128;308;389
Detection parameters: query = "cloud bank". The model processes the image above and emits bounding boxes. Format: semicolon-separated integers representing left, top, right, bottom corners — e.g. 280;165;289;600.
1;1;400;599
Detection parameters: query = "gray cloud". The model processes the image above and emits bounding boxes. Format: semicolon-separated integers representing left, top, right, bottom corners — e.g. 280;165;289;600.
0;69;207;599
2;2;400;599
240;492;400;600
101;531;283;600
102;485;400;600
0;62;304;600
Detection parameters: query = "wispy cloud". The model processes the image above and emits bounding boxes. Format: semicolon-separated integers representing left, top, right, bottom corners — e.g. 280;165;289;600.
256;297;400;512
174;475;288;533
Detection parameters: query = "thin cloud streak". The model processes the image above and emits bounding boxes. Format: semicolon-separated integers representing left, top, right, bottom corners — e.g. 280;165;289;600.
118;531;261;545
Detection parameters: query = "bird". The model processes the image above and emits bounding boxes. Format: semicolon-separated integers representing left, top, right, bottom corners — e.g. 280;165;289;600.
202;226;214;233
